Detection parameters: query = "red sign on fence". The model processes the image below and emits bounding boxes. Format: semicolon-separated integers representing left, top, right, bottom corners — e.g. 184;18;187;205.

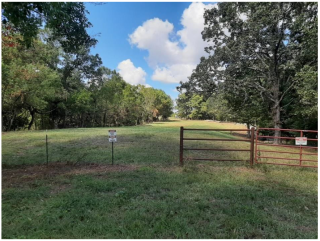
295;137;307;145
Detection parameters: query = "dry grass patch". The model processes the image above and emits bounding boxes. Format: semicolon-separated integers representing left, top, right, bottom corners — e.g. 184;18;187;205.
2;163;138;188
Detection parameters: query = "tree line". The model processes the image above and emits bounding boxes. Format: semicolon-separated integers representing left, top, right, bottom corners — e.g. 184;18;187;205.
177;2;317;141
2;2;173;131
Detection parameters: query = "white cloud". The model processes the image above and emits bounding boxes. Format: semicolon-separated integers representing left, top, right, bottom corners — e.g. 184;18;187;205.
152;64;195;83
117;59;147;86
129;2;216;84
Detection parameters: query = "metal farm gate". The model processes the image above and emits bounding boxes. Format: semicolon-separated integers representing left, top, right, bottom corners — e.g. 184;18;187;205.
179;127;255;166
255;128;318;168
179;126;318;168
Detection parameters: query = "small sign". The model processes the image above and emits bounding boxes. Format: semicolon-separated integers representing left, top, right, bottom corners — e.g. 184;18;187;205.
109;130;117;142
295;137;307;145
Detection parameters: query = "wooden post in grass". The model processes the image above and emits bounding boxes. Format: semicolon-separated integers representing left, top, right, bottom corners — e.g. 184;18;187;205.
180;126;184;166
250;127;255;167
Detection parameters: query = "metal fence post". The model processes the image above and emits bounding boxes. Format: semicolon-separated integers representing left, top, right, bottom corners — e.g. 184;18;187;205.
299;130;303;166
180;126;184;166
250;127;255;167
46;133;48;166
112;141;114;165
254;128;259;164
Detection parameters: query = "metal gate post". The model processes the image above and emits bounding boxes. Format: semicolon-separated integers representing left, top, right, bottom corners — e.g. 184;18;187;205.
180;126;184;166
250;127;255;166
299;130;303;166
254;128;260;164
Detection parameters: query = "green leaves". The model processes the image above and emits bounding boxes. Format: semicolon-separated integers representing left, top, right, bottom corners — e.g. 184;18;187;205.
293;66;318;118
177;2;317;130
0;3;173;130
2;2;97;53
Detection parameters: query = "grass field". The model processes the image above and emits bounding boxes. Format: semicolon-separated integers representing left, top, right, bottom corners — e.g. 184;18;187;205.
2;119;318;238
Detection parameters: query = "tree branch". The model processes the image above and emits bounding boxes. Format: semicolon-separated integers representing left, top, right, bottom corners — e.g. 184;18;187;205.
248;81;276;103
278;78;297;104
281;98;294;109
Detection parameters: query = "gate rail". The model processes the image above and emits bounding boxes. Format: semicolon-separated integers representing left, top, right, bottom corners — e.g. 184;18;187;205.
180;127;255;166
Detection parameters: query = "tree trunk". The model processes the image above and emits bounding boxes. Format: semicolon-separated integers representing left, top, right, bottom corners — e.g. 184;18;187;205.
7;109;17;131
246;123;251;138
271;71;282;144
28;108;36;130
103;111;107;127
62;111;66;128
92;111;95;127
53;116;59;129
41;114;44;130
272;102;281;144
81;114;84;128
70;115;73;127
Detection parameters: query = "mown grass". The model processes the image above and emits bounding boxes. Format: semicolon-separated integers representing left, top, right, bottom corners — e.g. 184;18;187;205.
2;119;318;238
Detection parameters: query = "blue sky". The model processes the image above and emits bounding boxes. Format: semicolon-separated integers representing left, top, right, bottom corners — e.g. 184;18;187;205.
85;2;215;102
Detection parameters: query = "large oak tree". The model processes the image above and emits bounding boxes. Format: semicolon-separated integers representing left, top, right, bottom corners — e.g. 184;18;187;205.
179;2;317;143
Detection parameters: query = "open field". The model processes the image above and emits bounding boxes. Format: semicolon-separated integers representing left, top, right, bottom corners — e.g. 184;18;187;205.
2;119;318;238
